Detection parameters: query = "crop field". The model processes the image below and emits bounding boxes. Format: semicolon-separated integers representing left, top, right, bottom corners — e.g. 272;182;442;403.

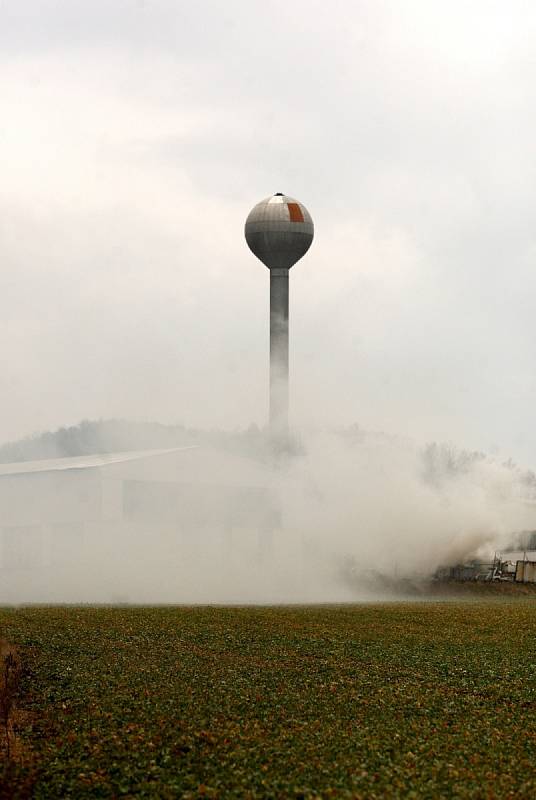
1;602;535;799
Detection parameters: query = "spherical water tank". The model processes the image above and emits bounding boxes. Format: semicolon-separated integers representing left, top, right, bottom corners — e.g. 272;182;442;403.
245;193;314;269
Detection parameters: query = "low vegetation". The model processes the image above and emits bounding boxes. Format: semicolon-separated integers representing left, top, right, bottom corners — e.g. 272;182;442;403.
1;602;535;798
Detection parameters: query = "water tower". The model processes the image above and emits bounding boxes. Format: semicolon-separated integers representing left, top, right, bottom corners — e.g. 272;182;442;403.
245;193;314;433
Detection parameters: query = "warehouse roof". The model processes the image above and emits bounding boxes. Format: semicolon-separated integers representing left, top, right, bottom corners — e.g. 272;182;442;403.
0;447;197;477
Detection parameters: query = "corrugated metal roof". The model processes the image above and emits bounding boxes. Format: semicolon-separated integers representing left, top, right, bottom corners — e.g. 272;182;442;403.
0;447;198;477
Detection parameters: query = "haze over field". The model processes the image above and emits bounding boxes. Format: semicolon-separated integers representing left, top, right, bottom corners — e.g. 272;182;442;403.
1;421;534;603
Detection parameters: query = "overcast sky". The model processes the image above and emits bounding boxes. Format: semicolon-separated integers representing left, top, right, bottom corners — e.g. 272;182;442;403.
2;1;536;462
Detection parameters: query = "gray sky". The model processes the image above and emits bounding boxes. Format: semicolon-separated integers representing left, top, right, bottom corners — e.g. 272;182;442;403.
2;0;536;463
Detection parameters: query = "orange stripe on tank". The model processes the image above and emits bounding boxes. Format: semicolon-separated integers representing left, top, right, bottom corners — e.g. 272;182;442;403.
287;203;304;223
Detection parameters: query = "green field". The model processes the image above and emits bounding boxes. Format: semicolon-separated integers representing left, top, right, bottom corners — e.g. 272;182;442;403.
2;602;535;798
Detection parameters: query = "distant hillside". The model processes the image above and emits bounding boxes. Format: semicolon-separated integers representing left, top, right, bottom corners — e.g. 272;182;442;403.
1;419;535;502
0;419;272;464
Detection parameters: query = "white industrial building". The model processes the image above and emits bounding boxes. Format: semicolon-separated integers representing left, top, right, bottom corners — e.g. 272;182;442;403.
0;447;281;601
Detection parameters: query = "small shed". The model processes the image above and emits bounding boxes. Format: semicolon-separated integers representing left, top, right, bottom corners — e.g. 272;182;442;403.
515;560;536;583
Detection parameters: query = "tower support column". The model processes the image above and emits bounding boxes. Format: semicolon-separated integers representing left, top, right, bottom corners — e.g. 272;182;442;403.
269;268;289;432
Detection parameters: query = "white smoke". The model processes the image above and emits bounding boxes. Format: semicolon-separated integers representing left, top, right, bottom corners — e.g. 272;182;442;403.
1;425;533;604
279;431;534;599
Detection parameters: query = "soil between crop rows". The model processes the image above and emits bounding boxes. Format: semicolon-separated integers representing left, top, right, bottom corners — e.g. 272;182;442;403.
1;602;535;798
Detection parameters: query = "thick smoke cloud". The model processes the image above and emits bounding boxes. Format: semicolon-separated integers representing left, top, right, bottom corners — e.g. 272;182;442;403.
1;425;534;604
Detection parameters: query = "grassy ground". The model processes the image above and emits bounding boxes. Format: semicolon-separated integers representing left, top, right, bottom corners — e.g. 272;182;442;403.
1;602;535;798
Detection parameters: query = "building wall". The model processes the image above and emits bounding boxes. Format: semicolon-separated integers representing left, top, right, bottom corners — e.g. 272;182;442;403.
0;469;102;526
0;454;280;581
515;560;536;583
0;469;102;571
